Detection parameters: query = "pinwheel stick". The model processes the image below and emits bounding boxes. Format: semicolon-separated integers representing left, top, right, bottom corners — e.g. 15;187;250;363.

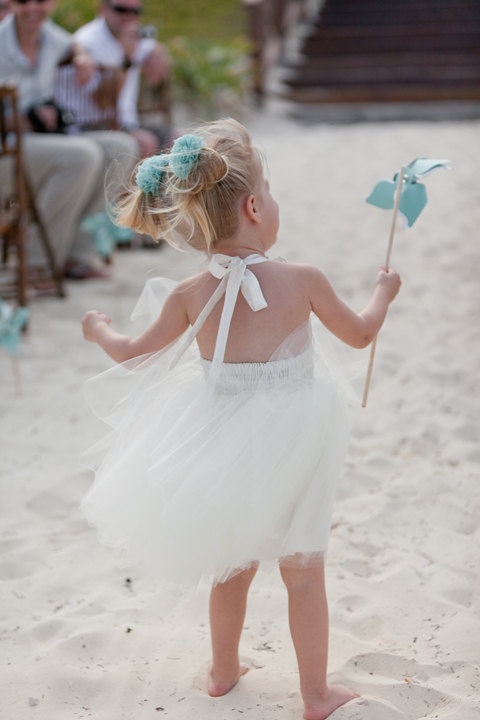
362;166;405;408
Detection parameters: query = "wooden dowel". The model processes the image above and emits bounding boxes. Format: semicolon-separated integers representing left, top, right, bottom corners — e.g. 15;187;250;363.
361;166;405;408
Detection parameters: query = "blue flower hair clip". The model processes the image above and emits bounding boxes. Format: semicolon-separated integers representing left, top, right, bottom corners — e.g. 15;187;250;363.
170;134;205;180
136;154;169;195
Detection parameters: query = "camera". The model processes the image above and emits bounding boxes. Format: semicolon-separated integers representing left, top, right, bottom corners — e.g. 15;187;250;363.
27;100;74;134
138;25;158;39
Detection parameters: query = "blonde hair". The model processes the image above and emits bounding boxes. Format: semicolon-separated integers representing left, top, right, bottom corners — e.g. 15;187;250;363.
115;118;263;254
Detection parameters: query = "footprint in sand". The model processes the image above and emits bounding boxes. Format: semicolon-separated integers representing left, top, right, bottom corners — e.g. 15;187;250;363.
332;595;386;641
191;656;263;692
333;694;406;719
0;535;44;579
423;566;472;607
27;489;74;518
337;653;450;719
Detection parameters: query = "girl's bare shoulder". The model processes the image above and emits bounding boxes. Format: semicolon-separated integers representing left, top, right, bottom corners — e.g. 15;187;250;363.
269;259;328;286
170;269;213;295
171;261;329;302
168;270;217;314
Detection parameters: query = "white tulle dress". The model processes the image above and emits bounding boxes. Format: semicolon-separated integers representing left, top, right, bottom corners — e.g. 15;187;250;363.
82;254;350;585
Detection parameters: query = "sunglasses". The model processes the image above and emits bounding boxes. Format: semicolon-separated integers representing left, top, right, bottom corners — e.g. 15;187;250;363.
13;0;49;5
108;2;142;15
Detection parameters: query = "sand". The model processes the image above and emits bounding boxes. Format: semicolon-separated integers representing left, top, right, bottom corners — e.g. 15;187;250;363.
1;103;479;720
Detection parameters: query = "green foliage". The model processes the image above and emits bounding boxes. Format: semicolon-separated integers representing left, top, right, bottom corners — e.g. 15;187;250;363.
157;0;244;44
54;0;245;43
169;37;250;115
52;0;251;114
52;0;96;33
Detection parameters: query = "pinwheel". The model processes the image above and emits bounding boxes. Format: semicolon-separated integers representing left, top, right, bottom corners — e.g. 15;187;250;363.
81;211;133;261
0;299;29;355
0;298;29;395
362;158;450;407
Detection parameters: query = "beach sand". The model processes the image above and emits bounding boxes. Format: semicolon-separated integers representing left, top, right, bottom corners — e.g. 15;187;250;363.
1;104;479;719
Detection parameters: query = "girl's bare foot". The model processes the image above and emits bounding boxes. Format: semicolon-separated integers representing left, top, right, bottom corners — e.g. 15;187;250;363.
208;663;249;697
304;684;359;720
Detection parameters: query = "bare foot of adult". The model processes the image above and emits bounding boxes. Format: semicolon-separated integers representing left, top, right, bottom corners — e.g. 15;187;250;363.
304;684;360;720
208;664;249;697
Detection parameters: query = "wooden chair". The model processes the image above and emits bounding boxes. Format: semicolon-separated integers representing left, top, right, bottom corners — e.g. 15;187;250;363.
138;75;173;127
0;83;64;307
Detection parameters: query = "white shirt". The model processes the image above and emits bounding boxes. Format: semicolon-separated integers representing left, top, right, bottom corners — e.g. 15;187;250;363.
74;17;155;129
0;15;72;113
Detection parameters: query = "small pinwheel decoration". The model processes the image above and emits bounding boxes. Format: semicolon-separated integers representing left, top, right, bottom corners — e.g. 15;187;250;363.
362;157;449;407
81;210;133;261
366;158;450;227
0;298;29;356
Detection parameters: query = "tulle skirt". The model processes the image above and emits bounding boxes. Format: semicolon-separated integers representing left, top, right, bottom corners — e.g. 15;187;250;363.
82;296;350;585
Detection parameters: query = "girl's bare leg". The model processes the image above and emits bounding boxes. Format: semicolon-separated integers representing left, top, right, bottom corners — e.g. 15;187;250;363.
280;562;359;720
208;564;258;697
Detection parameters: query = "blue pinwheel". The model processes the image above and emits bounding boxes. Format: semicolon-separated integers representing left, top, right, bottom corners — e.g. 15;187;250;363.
362;158;449;407
366;158;450;227
81;210;133;260
0;298;29;355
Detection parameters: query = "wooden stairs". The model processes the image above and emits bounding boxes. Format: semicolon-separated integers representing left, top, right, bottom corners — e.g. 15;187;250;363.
280;0;480;104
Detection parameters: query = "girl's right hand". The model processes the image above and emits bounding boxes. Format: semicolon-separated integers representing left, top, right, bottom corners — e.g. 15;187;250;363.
376;266;401;302
82;310;112;342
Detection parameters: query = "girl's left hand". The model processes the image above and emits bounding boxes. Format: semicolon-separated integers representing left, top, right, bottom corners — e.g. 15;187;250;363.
82;310;112;342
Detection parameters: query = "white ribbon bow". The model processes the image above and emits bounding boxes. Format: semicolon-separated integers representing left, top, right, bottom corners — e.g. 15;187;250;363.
169;253;268;375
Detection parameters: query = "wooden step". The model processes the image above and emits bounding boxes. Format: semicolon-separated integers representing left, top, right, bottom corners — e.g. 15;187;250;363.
290;52;480;71
317;0;479;9
281;83;480;104
307;24;480;38
302;32;480;55
284;65;480;87
279;0;480;105
317;5;480;23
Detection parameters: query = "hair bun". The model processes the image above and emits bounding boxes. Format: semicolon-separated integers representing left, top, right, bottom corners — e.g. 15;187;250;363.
116;118;259;254
190;147;228;191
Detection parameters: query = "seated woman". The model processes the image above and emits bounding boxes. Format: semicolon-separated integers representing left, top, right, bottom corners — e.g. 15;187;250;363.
0;0;138;279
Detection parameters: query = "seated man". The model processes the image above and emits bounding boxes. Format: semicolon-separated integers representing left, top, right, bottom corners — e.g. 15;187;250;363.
0;0;138;280
74;0;173;158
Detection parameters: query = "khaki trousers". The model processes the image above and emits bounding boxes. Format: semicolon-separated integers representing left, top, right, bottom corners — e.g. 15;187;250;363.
23;130;138;269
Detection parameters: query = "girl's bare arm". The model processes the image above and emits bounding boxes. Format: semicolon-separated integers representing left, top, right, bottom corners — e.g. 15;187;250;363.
82;289;190;363
304;266;401;348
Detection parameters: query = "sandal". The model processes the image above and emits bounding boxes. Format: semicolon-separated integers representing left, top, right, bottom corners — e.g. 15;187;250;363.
64;261;110;280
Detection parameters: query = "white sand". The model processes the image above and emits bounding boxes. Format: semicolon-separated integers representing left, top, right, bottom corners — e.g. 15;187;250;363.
1;105;479;720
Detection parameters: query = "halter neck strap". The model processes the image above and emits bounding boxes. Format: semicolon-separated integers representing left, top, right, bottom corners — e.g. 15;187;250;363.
169;253;269;377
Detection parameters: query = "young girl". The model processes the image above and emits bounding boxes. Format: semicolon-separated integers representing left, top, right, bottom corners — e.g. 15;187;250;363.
82;118;401;720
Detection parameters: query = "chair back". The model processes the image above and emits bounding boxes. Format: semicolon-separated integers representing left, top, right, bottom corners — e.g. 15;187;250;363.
0;82;64;305
0;83;28;305
0;83;27;224
138;75;173;125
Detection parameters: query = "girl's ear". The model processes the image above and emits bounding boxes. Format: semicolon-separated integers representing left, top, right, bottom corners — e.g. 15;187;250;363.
245;193;261;223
